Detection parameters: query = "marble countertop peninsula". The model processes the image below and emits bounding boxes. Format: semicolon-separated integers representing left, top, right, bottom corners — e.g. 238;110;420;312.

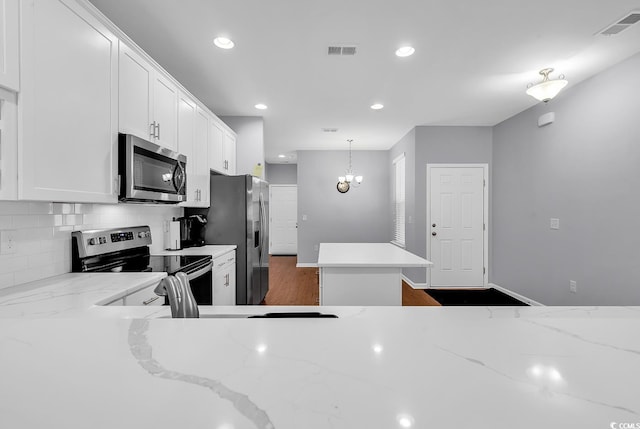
1;306;640;428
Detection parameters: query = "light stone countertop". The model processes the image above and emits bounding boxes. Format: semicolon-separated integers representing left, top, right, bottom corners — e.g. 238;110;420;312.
152;244;237;258
1;249;639;428
318;243;432;267
1;306;640;428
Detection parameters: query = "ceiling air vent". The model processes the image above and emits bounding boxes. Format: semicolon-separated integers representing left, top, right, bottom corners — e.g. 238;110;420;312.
327;46;357;56
322;128;338;133
598;11;640;35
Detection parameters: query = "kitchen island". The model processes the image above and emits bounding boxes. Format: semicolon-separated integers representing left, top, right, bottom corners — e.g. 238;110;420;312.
317;243;432;305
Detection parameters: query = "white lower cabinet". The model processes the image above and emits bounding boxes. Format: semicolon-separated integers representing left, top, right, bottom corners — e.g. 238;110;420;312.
212;251;236;305
19;0;119;203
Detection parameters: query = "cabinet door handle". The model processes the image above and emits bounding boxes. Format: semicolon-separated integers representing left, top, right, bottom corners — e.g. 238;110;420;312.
156;122;161;140
150;121;156;138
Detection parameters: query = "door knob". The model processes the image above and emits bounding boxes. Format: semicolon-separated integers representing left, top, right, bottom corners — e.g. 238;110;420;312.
432;232;437;236
432;223;436;227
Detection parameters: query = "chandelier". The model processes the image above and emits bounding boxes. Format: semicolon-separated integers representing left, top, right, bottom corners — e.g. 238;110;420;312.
337;139;363;193
526;68;568;102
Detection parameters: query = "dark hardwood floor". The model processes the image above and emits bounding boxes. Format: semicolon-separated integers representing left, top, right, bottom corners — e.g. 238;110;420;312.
265;255;439;306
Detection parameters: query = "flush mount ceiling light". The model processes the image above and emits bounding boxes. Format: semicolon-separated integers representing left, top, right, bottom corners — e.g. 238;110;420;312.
395;46;415;57
254;103;268;110
278;154;286;158
337;139;363;193
526;68;568;102
213;37;235;49
370;103;384;110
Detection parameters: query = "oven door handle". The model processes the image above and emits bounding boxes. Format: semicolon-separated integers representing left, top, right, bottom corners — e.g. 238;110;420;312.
185;261;213;281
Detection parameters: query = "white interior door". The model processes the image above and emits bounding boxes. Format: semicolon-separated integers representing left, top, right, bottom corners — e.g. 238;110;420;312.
269;185;298;255
428;165;487;287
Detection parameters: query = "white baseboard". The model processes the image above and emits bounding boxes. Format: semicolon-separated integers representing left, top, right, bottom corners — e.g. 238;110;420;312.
489;283;544;306
402;275;428;289
296;263;318;268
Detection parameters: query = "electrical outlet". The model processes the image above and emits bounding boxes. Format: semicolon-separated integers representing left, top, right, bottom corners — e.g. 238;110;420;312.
569;280;577;293
550;218;560;230
0;230;17;254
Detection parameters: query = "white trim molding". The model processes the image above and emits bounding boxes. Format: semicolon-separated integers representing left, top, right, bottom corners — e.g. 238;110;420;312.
402;275;428;289
489;283;544;306
296;263;318;268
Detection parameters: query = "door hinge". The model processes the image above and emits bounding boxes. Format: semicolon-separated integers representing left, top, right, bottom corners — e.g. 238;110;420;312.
483;179;486;187
483;267;486;275
483;223;486;231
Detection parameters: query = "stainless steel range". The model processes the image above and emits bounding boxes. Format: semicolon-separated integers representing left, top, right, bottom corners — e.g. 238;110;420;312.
71;226;213;305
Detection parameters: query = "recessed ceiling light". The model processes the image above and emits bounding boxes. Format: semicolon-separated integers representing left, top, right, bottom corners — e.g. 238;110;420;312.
213;37;235;49
370;103;384;110
395;46;415;57
278;154;286;158
255;103;268;110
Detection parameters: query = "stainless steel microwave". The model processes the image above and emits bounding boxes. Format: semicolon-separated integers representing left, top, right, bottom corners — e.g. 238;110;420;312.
118;134;187;203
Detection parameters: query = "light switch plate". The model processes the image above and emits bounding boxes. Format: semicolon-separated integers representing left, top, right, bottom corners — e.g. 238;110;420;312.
0;230;17;254
302;214;308;221
550;218;560;230
569;280;577;293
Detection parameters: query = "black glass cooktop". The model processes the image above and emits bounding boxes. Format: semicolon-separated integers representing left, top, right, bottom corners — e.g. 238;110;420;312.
146;255;211;275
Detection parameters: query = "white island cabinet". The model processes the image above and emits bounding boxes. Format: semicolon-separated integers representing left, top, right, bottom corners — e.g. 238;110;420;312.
318;243;432;306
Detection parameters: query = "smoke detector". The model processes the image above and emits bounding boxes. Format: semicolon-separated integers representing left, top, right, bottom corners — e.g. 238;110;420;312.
598;11;640;35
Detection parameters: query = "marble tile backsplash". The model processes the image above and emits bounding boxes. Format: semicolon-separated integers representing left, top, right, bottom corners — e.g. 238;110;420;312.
0;201;182;289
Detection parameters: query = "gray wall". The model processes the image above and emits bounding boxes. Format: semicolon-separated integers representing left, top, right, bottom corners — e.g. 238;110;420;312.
266;162;297;184
492;51;640;305
297;150;391;264
220;116;265;179
388;126;492;284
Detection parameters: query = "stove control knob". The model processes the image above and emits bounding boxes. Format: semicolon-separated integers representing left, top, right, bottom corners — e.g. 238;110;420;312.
88;238;97;246
138;231;147;238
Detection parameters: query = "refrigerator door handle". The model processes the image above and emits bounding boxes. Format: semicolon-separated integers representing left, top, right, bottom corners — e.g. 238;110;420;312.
258;193;263;264
259;192;266;264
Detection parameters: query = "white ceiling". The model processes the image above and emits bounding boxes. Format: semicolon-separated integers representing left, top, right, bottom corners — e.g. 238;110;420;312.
89;0;640;163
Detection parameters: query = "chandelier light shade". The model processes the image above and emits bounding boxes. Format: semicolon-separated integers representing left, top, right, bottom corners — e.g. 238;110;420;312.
526;68;568;102
337;139;363;193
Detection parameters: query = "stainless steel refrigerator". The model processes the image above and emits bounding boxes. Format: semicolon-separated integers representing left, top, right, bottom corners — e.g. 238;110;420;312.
187;174;269;305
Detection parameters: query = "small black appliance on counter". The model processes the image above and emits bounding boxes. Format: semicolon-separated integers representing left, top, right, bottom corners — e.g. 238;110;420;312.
176;214;207;248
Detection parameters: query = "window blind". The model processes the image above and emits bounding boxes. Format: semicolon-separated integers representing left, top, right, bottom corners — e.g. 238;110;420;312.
392;154;405;247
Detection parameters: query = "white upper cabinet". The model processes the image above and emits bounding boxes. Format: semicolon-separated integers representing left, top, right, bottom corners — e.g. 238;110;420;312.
152;72;178;150
209;119;224;173
178;93;209;207
210;118;236;175
223;130;236;175
0;88;17;200
0;0;19;91
119;42;178;151
118;43;152;141
194;106;210;206
19;0;118;203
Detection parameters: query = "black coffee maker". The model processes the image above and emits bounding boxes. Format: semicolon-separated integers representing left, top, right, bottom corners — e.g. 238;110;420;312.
176;215;207;248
